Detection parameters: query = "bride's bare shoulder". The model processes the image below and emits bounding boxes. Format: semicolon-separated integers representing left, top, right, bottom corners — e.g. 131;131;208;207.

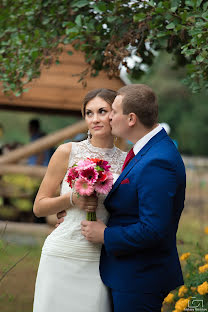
51;142;72;163
57;142;72;153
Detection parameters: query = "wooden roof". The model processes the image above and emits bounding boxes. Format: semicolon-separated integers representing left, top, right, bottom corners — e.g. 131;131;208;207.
0;45;124;115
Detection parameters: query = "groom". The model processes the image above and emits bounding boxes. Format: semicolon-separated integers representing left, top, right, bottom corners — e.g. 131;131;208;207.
81;84;186;312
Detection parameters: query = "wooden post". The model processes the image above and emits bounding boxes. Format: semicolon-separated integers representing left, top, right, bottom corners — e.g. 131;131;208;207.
0;120;87;164
0;164;46;178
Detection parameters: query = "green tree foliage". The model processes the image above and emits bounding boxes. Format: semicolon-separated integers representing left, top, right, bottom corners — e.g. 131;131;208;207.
137;52;208;156
0;0;208;95
160;91;208;156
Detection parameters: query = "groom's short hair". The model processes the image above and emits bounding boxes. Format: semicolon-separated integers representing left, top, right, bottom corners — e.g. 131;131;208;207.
117;84;158;128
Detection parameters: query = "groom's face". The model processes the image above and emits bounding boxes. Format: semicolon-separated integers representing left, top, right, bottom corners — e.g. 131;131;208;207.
109;95;129;138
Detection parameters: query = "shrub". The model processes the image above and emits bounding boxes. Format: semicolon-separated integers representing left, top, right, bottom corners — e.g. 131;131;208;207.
163;244;208;312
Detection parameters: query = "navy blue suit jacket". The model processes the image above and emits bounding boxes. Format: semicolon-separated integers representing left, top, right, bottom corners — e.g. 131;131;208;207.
100;129;186;293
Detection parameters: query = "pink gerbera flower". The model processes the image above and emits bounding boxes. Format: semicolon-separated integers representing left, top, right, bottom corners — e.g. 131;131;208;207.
74;178;94;196
80;166;98;184
94;172;113;194
77;159;94;169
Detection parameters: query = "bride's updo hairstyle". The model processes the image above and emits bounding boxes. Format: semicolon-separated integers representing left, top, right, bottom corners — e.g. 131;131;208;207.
82;88;117;117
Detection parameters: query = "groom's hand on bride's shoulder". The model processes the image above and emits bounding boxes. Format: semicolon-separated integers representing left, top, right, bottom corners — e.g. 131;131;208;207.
81;219;106;244
55;210;66;227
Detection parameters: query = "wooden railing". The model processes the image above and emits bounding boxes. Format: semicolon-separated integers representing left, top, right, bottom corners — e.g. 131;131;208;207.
0;120;87;165
182;155;208;169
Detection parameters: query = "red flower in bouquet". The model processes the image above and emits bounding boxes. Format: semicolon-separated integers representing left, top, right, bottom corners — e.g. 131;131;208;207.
91;158;111;171
66;167;79;188
79;166;98;184
98;171;107;182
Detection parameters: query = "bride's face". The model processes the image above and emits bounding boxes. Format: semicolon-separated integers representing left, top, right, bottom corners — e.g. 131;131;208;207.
85;97;112;138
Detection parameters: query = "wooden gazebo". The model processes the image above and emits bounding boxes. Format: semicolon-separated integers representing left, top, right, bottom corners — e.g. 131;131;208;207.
0;45;125;176
0;45;124;115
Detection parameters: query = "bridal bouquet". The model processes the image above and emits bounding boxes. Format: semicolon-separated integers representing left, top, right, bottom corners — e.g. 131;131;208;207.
66;158;113;221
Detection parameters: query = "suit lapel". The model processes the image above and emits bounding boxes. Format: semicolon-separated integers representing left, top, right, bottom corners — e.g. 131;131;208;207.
105;129;167;202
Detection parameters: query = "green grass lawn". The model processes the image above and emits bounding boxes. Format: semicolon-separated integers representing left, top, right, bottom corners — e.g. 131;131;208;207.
0;205;207;312
177;205;208;254
0;236;44;312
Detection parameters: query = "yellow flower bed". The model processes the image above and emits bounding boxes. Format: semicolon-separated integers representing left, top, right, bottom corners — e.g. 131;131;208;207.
180;252;190;261
175;297;189;311
198;263;208;273
164;293;174;303
178;285;188;297
197;281;208;295
162;248;208;312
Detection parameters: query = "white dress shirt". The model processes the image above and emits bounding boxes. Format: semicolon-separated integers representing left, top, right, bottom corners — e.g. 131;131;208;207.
133;124;163;155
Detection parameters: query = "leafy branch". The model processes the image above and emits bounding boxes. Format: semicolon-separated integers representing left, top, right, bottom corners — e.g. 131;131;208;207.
0;0;208;94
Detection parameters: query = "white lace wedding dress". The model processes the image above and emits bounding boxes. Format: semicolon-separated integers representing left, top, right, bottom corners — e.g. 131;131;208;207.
33;139;126;312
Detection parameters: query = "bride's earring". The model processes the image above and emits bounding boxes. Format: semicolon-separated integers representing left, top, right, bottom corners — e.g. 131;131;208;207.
87;130;92;140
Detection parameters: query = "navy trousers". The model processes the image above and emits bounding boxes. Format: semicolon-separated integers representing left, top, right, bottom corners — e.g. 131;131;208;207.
109;288;168;312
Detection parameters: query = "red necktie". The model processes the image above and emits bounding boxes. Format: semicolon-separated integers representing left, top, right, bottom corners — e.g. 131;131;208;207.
122;148;135;171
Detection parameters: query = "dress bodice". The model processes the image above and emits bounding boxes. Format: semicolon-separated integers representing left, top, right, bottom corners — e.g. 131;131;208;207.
42;139;126;261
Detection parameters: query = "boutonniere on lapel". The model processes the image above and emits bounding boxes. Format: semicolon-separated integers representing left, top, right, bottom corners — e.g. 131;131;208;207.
121;178;130;185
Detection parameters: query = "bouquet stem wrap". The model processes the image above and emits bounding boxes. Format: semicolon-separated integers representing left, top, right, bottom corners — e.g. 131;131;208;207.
86;211;97;221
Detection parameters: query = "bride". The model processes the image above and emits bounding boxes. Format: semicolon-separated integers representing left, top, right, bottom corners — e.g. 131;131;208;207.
33;88;126;312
